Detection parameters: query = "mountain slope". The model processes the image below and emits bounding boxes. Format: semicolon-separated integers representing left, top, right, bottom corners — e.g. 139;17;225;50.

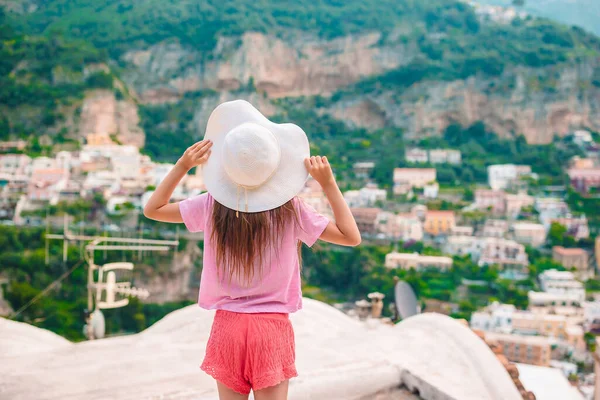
2;0;600;156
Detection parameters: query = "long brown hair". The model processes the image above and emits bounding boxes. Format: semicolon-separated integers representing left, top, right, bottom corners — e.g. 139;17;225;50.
211;198;302;287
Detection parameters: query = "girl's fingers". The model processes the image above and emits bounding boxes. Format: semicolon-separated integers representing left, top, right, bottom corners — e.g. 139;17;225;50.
304;158;311;169
191;141;212;157
322;156;328;165
198;150;211;162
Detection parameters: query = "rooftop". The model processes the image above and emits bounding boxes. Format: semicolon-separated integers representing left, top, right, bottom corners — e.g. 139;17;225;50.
552;246;587;256
0;298;523;400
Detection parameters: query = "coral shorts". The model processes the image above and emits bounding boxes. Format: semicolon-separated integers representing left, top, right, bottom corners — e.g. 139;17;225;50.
200;309;298;395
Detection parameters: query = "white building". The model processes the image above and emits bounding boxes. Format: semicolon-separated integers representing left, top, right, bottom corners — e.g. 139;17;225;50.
572;130;593;148
478;237;528;269
0;154;31;177
444;235;478;257
488;164;532;190
539;270;585;304
393;168;436;195
378;212;424;241
451;226;474;236
429;149;461;165
344;184;386;208
512;222;546;247
353;162;375;179
385;252;453;271
528;291;582;308
505;192;535;219
482;219;509;238
405;148;428;164
423;182;439;199
583;301;600;328
470;302;516;333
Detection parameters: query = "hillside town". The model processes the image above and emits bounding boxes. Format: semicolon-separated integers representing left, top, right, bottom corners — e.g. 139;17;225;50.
2;128;600;399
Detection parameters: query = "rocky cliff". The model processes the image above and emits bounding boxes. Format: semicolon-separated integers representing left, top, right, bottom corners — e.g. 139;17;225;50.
118;31;600;145
326;61;600;143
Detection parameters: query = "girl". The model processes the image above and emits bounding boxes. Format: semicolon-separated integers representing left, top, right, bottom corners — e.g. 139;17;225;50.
144;100;361;400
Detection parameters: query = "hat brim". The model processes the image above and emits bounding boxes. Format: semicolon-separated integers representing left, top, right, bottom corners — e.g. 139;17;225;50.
202;100;310;213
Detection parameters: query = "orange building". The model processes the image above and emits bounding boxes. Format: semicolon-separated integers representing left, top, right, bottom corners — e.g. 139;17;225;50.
423;210;455;236
485;332;551;367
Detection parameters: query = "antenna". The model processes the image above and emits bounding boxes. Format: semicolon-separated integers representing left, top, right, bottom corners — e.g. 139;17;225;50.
45;214;179;340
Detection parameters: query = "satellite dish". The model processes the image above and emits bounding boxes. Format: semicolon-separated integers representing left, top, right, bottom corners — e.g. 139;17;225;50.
394;280;420;320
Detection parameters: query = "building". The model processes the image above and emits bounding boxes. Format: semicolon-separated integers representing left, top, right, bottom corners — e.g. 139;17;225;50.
572;130;593;147
584;301;600;330
444;235;478;257
478;238;528;270
423;210;455;236
377;212;423;241
482;219;509;238
343;184;386;208
511;311;568;339
451;225;474;236
0;154;31;177
423;182;439;199
551;215;590;240
393;168;436;195
470;302;516;333
488;164;532;190
516;364;585;400
429;149;461;165
535;197;569;219
0;140;27;152
566;325;586;352
553;247;589;277
385;252;453;271
505;192;534;219
512;222;546;247
539;270;585;303
27;168;69;203
528;291;582;308
350;208;382;235
405;148;428;164
475;189;506;214
570;156;595;169
486;332;551;366
352;162;375;179
568;168;600;193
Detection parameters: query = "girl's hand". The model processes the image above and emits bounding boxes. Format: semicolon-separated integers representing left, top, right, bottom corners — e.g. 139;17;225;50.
177;140;212;171
304;156;335;188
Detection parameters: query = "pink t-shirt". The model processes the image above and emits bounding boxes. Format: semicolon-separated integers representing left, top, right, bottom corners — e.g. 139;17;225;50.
179;193;329;314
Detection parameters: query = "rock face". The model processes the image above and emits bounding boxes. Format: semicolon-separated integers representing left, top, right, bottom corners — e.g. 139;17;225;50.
138;241;202;304
78;90;145;148
119;31;600;144
327;61;600;143
121;32;417;102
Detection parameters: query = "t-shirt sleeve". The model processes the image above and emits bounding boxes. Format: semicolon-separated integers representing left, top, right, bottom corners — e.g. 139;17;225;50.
294;197;330;247
179;192;212;233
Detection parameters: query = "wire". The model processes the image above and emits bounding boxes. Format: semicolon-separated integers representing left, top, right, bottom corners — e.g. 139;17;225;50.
9;259;85;320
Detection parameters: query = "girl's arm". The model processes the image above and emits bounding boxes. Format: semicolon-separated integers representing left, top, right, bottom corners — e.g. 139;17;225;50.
304;156;361;246
143;140;212;223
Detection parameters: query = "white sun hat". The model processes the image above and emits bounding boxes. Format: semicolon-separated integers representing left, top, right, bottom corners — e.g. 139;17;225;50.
202;100;310;214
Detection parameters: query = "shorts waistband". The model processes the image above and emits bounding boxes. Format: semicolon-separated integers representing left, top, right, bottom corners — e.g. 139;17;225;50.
215;309;289;320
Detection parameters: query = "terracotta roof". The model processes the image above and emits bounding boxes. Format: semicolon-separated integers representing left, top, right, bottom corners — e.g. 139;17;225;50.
553;246;587;256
